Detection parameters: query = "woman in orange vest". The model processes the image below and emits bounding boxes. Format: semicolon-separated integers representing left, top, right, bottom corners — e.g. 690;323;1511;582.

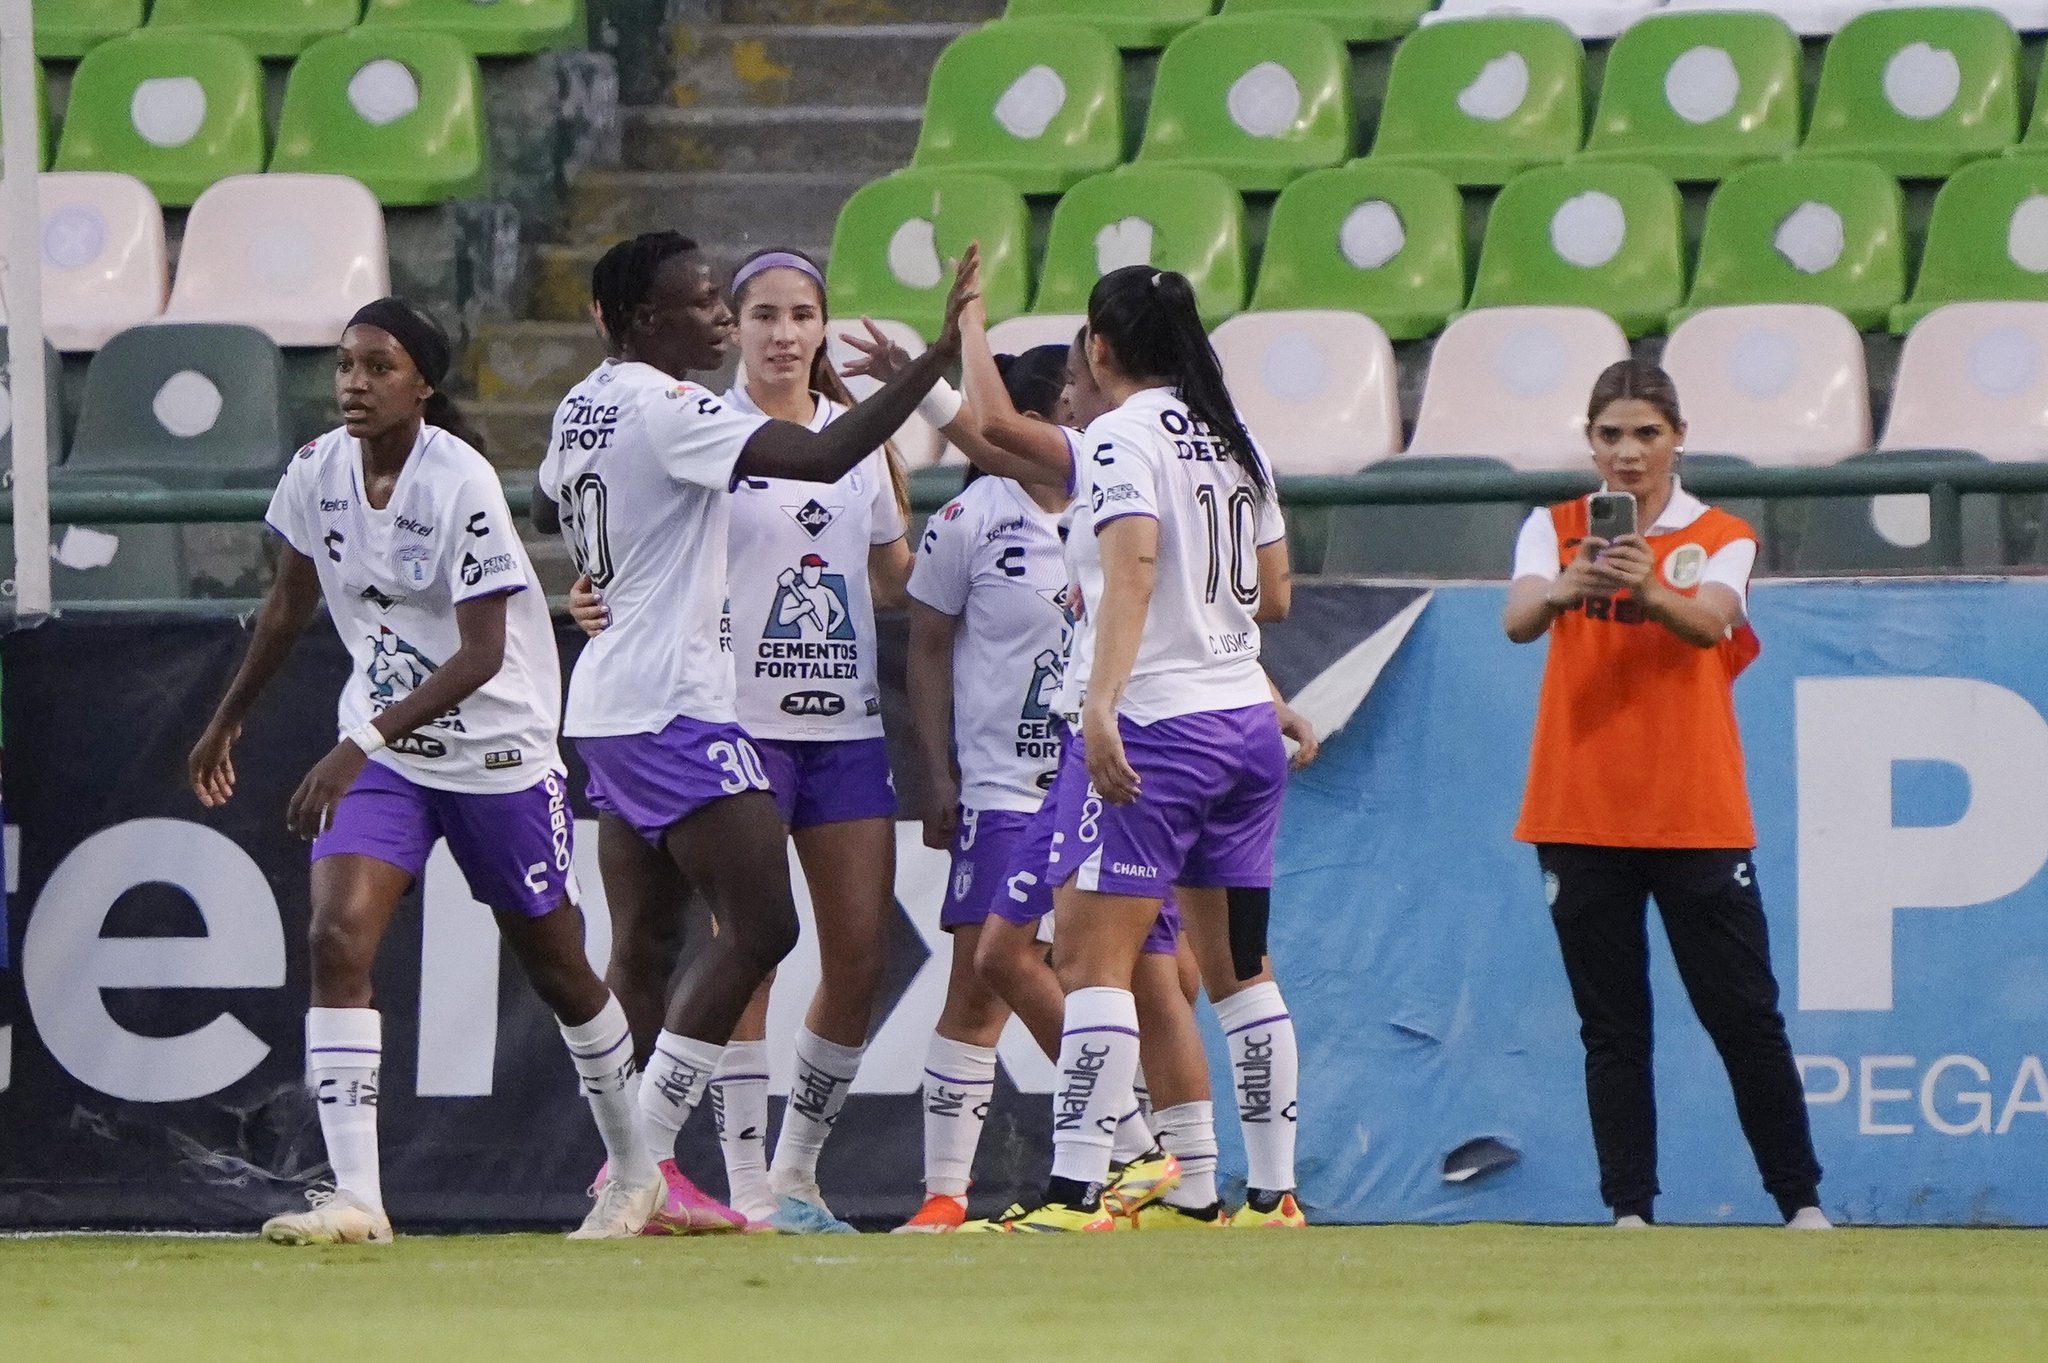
1502;360;1828;1230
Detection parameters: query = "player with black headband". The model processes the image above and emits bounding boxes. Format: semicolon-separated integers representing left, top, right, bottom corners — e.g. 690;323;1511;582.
190;298;657;1244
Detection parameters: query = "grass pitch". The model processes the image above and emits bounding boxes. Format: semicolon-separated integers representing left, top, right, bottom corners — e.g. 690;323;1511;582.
3;1225;2044;1362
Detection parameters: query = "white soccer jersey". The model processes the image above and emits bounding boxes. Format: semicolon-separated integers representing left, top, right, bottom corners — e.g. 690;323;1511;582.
1058;388;1285;724
722;384;906;741
265;424;560;794
907;474;1071;812
538;360;771;737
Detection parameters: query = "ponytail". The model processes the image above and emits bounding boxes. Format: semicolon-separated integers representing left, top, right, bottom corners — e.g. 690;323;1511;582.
1086;266;1269;498
426;390;489;458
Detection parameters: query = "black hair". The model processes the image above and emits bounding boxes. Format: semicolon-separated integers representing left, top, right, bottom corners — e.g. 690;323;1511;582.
1086;266;1268;496
1587;359;1684;432
591;230;700;352
963;345;1072;487
343;296;487;456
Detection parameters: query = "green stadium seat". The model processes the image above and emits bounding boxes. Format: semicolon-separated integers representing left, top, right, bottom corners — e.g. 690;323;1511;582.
1891;158;2048;332
1250;162;1464;339
0;332;66;469
1580;11;1802;182
52;32;266;207
909;21;1122;196
1681;159;1905;332
1368;17;1585;187
1134;15;1352;192
0;473;191;603
1781;449;2002;573
1220;0;1432;46
146;0;361;59
1003;0;1215;49
31;0;143;60
1321;457;1530;578
825;171;1031;342
2017;48;2048;158
1801;7;2020;178
361;0;585;57
271;30;485;206
1034;166;1247;328
1467;162;1683;337
68;323;288;488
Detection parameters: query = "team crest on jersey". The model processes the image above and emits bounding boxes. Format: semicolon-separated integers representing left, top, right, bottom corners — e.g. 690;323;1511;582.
1043;584;1081;627
397;542;432;588
784;498;840;539
366;627;437;702
1662;542;1708;591
765;554;856;641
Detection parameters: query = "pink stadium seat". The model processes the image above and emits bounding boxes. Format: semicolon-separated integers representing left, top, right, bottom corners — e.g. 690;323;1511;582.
1212;309;1401;474
1662;304;1872;467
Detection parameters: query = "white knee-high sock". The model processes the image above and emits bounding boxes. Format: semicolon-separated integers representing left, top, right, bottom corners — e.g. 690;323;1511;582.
1153;1101;1219;1209
1049;987;1140;1191
1133;1063;1154;1124
770;1029;866;1195
637;1031;722;1168
1215;982;1299;1195
307;1007;383;1214
1111;1095;1154;1163
921;1035;998;1200
557;995;654;1186
710;1040;773;1220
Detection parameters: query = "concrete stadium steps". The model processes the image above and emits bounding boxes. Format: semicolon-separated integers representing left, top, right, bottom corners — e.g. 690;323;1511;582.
470;322;609;405
622;103;923;173
662;22;970;108
530;238;832;322
567;168;873;246
722;0;1003;23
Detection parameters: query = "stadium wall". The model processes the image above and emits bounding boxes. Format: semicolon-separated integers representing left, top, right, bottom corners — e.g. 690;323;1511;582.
4;581;2048;1228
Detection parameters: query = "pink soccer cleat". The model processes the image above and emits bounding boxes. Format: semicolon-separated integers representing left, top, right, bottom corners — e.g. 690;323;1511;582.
643;1160;752;1235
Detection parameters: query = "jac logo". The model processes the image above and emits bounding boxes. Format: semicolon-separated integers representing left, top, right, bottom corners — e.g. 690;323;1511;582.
390;733;446;759
780;690;847;717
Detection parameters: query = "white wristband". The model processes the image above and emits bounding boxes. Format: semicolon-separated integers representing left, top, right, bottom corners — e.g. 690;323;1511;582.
345;721;387;755
917;377;963;430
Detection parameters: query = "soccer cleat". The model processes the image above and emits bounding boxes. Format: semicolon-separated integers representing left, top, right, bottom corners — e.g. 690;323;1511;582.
1228;1191;1307;1229
646;1160;751;1235
261;1188;393;1246
1613;1214;1651;1229
892;1193;968;1234
1102;1148;1180;1220
569;1171;665;1240
1006;1201;1116;1233
766;1192;858;1234
1787;1207;1834;1231
956;1201;1031;1234
1131;1200;1227;1231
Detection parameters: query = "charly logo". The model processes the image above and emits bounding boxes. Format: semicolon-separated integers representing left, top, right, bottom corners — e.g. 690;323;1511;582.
765;554;855;641
1662;542;1708;591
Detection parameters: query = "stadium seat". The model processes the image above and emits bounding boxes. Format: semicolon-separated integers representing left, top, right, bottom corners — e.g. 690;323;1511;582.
1467;162;1684;337
1134;15;1353;191
1674;451;1772;561
1408;305;1628;465
25;172;167;352
1682;158;1905;332
1579;12;1803;182
1212;309;1401;475
164;174;390;347
1656;0;1862;39
361;0;586;57
1250;163;1465;340
68;323;288;488
1425;0;1656;42
270;30;485;206
1368;17;1585;187
1034;166;1247;328
1881;302;2048;459
0;331;67;470
825;170;1031;342
909;21;1122;196
1219;0;1433;44
146;0;361;58
0;472;190;602
1891;158;2048;331
1003;0;1216;49
31;0;144;60
1781;448;2002;572
985;313;1087;356
1800;7;2020;178
1321;457;1531;577
52;32;266;207
1661;304;1872;466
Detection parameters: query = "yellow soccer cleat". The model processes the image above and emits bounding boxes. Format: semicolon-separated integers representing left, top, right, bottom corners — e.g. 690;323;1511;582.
1130;1200;1227;1231
1102;1149;1181;1220
261;1189;394;1246
892;1193;969;1234
1008;1201;1116;1233
1228;1192;1307;1228
956;1201;1031;1234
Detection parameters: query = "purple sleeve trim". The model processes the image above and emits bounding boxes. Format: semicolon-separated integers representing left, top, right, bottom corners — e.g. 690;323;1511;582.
1092;510;1157;534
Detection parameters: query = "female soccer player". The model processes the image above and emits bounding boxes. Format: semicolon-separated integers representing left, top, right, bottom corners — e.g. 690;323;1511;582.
533;232;976;1233
189;298;656;1244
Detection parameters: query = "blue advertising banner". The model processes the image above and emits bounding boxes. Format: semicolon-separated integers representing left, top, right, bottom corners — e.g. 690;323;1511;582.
1275;579;2048;1226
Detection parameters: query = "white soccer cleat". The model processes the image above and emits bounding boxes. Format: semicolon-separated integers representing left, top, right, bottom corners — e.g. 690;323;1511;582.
1612;1214;1650;1229
569;1172;665;1240
1787;1207;1834;1231
261;1188;393;1246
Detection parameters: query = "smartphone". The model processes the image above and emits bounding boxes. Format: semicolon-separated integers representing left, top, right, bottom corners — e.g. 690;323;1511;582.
1587;491;1636;542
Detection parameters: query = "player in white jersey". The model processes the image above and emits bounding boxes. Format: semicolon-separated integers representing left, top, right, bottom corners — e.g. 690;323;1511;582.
188;299;659;1245
534;232;977;1233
